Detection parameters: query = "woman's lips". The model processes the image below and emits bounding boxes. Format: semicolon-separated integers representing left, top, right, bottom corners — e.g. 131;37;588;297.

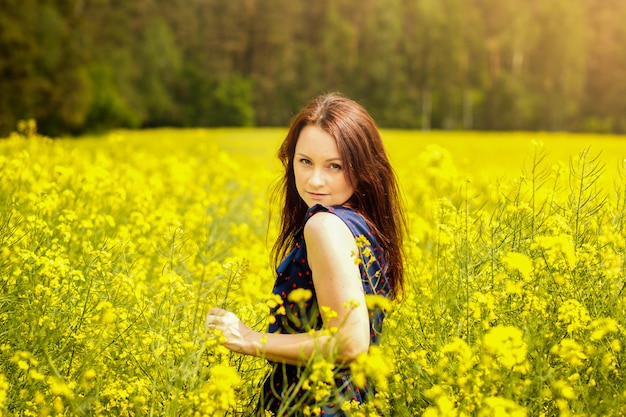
308;192;326;199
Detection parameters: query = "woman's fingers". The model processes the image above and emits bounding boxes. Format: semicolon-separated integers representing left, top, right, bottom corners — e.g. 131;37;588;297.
205;308;240;336
205;307;226;329
205;308;258;355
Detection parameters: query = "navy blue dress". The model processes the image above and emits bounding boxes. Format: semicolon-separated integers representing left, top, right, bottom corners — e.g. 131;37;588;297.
259;204;390;416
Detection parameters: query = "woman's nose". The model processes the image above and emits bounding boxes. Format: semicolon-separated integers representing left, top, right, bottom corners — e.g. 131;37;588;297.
309;169;324;186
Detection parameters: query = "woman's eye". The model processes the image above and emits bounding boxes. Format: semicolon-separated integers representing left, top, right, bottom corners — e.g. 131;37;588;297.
300;158;311;165
329;163;342;170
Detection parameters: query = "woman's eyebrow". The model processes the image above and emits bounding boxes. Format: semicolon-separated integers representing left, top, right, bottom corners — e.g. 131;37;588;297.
295;152;341;163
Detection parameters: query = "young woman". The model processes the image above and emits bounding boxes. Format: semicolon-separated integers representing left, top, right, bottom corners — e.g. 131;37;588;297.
205;93;406;416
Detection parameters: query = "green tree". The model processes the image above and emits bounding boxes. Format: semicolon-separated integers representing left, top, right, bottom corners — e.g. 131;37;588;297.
580;0;626;133
209;75;255;127
0;0;91;135
1;0;626;135
526;0;588;131
470;0;538;130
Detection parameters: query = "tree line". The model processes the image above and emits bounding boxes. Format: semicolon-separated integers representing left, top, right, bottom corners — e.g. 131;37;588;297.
1;0;625;137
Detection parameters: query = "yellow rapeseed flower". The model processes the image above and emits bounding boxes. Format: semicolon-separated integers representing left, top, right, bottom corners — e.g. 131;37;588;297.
440;337;474;374
28;369;45;381
533;235;577;270
557;299;590;333
552;379;576;400
479;396;527;417
502;251;534;281
305;359;336;401
365;294;393;311
287;288;313;303
48;376;75;400
423;394;457;417
0;374;8;410
349;346;391;391
265;294;283;309
589;317;619;341
610;339;622;352
201;364;242;412
550;339;587;367
84;369;96;380
53;396;65;413
483;325;528;370
601;352;617;371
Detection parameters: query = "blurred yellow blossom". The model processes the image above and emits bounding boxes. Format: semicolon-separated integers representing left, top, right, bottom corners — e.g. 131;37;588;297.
552;380;576;400
422;392;457;417
601;352;617;372
0;373;8;411
304;360;336;401
502;252;533;281
479;396;527;417
557;299;590;333
287;288;313;303
483;325;528;370
48;376;75;400
589;317;619;341
550;339;587;367
440;337;474;374
265;294;284;309
533;234;577;270
201;364;242;413
364;294;393;311
350;346;391;391
610;339;622;352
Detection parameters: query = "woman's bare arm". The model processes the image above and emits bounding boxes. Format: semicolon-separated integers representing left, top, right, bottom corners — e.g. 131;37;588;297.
206;212;370;365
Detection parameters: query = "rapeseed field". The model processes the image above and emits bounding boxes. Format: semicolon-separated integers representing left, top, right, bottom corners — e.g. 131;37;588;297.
1;125;624;416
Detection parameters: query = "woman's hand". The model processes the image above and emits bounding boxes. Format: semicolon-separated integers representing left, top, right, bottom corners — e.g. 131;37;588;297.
205;307;261;356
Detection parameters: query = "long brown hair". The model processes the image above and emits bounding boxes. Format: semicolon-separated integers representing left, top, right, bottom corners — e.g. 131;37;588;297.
271;93;407;298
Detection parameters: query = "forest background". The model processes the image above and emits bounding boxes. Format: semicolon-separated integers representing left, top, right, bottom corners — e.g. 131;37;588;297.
1;0;626;138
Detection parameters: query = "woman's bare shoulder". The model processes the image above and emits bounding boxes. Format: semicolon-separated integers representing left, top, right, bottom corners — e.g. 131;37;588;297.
303;211;353;242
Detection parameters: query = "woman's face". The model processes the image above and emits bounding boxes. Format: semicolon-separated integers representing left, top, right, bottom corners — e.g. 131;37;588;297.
293;125;354;208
